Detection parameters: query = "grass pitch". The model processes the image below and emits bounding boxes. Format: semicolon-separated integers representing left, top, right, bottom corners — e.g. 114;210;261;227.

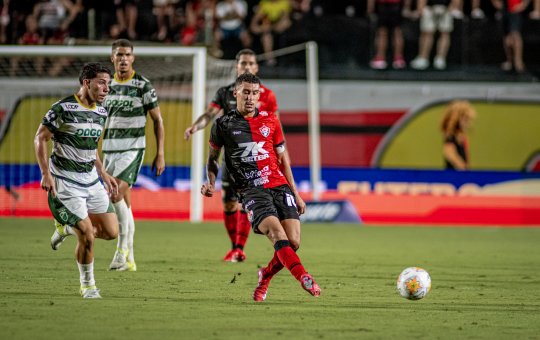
1;218;539;339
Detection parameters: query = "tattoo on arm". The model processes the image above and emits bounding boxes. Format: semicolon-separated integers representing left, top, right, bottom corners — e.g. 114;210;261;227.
206;147;221;183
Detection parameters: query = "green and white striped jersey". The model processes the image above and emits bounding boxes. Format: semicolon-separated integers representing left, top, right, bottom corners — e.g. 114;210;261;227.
102;71;159;153
42;95;108;186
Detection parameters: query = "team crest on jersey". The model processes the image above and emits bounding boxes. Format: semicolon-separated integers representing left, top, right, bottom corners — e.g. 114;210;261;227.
259;111;268;116
259;124;270;137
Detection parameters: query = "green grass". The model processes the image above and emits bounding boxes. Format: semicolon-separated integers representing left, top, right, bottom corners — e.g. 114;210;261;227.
1;218;540;339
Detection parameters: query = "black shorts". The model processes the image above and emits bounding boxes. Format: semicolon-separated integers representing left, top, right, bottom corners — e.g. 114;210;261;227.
221;163;239;203
240;185;300;234
377;4;402;29
502;12;523;34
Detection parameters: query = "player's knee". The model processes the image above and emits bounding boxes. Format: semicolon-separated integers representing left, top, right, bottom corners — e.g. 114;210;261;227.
223;200;238;212
289;240;300;251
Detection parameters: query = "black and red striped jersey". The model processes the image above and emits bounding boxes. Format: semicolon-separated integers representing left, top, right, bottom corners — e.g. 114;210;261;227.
209;82;279;115
209;109;288;191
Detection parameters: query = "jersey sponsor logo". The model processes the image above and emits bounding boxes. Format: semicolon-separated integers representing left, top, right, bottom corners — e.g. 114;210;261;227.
244;165;271;179
76;128;102;137
253;176;269;186
239;141;269;162
233;130;241;135
44;110;57;122
66;104;79;110
97;107;107;115
259;124;270;137
103;98;134;109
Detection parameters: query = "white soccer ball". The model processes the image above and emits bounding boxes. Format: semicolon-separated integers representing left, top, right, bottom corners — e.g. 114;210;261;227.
396;267;432;300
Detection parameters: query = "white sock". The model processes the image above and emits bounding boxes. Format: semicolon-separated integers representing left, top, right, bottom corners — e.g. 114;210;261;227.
113;200;129;252
64;225;75;236
77;261;95;287
127;207;135;262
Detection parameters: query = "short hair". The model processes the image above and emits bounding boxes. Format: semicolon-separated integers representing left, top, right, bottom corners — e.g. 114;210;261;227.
235;49;257;62
235;72;261;89
79;62;112;84
112;39;134;52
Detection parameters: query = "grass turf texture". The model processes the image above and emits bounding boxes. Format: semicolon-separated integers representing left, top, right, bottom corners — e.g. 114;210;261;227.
1;218;539;339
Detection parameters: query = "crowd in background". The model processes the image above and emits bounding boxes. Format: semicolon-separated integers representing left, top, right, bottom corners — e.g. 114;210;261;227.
0;0;539;73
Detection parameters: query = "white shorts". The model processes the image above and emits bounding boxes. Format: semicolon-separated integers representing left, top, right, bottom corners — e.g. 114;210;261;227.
48;177;113;225
103;149;144;186
421;5;453;33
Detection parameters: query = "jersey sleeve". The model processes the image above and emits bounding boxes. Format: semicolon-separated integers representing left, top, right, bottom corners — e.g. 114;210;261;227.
142;81;159;112
272;115;285;148
41;102;64;133
210;86;226;110
209;119;224;150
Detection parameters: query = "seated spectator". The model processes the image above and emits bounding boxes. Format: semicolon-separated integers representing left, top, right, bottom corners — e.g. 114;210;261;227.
250;0;292;66
368;0;407;70
181;0;215;46
0;0;9;43
10;15;43;76
410;0;459;70
154;0;179;41
491;0;530;73
212;0;251;57
115;0;138;40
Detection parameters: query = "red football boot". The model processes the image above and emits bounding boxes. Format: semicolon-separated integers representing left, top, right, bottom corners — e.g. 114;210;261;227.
223;249;236;262
300;273;321;297
232;248;246;263
253;268;270;302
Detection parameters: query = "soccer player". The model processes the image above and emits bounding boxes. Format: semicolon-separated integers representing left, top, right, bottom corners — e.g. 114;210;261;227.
201;72;321;301
184;49;279;263
35;62;119;299
104;39;166;271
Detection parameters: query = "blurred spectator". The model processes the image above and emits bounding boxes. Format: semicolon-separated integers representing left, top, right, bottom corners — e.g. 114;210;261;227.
181;0;215;45
491;0;530;73
368;0;407;70
530;0;540;19
291;0;310;20
441;100;476;170
9;15;43;76
154;0;180;41
451;0;485;19
115;0;138;40
410;0;459;70
250;0;292;66
212;0;251;57
86;0;118;40
0;0;9;43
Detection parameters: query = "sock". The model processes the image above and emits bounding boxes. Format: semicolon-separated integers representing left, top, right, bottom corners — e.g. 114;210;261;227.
235;210;251;250
275;240;306;282
113;200;129;253
77;261;96;287
223;210;238;249
64;225;75;236
263;251;284;280
127;207;135;262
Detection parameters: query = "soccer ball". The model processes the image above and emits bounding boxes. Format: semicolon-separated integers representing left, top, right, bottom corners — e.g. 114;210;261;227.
396;267;431;300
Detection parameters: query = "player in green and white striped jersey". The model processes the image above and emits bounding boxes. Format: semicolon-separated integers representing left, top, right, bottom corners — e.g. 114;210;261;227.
103;39;166;272
35;62;119;299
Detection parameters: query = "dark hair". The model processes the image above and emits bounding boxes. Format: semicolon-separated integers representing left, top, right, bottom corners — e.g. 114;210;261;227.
79;62;112;84
235;72;260;88
112;39;134;52
235;49;257;62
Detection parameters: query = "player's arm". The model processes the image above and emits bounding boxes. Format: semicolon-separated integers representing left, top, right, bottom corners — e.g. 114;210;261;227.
184;105;222;140
148;106;165;176
443;142;468;170
34;124;56;197
95;151;118;196
490;0;503;10
276;144;306;215
202;146;221;197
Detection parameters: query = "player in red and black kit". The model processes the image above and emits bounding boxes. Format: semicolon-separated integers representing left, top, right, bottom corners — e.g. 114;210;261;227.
184;49;279;263
202;72;321;302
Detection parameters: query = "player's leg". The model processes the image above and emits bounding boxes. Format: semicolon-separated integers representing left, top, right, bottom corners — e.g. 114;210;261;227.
109;179;131;270
221;165;240;261
73;217;101;298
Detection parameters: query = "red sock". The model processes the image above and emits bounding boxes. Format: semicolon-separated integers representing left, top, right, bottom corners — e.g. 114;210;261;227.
223;210;238;248
276;245;306;282
235;211;251;249
263;251;284;280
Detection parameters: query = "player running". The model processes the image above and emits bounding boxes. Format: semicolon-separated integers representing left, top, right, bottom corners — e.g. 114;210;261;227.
201;72;321;301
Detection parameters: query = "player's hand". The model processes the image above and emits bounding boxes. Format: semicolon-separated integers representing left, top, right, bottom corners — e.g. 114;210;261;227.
152;154;165;176
184;126;197;141
102;173;118;197
201;183;215;197
295;194;306;215
40;173;57;198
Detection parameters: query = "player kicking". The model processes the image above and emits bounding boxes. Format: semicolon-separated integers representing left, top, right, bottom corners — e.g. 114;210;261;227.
103;39;166;272
201;72;321;301
35;62;119;298
185;49;279;263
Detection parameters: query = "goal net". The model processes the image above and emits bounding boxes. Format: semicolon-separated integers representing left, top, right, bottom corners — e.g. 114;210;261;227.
0;45;235;221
